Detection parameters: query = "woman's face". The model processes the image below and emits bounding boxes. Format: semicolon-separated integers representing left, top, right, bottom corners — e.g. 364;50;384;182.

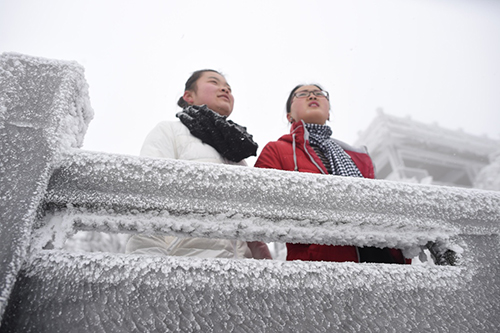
183;71;234;117
288;85;330;125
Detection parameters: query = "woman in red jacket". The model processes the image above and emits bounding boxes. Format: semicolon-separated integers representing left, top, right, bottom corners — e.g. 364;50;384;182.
255;84;410;264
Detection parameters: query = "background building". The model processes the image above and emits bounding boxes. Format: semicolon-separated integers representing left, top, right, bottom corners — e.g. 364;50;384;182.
355;109;499;189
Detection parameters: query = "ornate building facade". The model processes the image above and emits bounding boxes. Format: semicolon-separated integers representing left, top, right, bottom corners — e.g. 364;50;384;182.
355;110;499;189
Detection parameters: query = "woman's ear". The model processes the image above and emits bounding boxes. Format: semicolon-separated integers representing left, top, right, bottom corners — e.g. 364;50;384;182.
287;114;294;123
183;90;194;105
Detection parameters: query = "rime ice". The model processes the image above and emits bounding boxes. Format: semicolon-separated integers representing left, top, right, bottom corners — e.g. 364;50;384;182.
1;53;499;332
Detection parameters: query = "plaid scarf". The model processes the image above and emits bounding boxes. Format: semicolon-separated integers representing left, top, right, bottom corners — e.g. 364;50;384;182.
304;123;363;177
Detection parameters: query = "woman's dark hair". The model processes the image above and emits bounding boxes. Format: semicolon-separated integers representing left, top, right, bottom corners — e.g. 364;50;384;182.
177;69;222;108
285;83;324;114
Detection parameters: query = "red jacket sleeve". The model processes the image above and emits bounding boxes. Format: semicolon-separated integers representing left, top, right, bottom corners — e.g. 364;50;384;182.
254;142;284;170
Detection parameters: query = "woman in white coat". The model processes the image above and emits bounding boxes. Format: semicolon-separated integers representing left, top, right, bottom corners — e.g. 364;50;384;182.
126;69;271;259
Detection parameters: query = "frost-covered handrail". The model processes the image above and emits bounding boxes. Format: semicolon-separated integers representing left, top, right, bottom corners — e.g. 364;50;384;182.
41;149;500;254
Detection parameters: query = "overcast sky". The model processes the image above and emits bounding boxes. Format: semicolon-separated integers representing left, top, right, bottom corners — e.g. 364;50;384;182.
2;0;499;164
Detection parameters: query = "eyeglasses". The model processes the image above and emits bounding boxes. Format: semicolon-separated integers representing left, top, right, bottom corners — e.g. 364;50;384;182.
293;90;329;99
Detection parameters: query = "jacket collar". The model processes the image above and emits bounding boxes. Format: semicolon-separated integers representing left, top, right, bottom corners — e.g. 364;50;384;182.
280;120;327;174
279;120;307;144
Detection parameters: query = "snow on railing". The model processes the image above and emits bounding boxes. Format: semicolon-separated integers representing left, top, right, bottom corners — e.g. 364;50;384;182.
1;53;499;332
39;149;497;254
0;52;93;327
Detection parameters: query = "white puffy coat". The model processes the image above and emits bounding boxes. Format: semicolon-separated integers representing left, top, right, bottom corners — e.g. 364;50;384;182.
126;121;252;259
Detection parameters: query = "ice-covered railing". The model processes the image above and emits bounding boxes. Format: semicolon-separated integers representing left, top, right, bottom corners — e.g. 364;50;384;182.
40;149;497;253
1;53;499;332
0;52;93;327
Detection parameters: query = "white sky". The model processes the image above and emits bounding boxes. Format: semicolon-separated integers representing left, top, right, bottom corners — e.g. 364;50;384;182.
2;0;499;164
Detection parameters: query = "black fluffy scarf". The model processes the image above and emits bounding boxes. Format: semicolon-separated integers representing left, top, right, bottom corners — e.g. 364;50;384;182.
177;105;258;162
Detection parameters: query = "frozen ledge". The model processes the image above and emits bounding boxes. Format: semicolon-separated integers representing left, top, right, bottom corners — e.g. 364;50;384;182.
40;149;500;251
3;246;496;332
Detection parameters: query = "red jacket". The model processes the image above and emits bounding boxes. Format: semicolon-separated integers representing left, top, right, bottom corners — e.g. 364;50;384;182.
255;121;409;264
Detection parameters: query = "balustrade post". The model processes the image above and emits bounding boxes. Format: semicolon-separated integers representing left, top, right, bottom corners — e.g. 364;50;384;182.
0;53;92;320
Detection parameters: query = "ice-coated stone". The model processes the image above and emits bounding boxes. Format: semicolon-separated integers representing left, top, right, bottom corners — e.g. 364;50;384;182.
1;53;499;332
39;148;499;252
2;232;498;332
18;147;495;332
0;52;93;320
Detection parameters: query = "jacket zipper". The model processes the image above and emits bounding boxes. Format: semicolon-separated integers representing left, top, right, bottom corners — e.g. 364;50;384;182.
293;121;326;174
